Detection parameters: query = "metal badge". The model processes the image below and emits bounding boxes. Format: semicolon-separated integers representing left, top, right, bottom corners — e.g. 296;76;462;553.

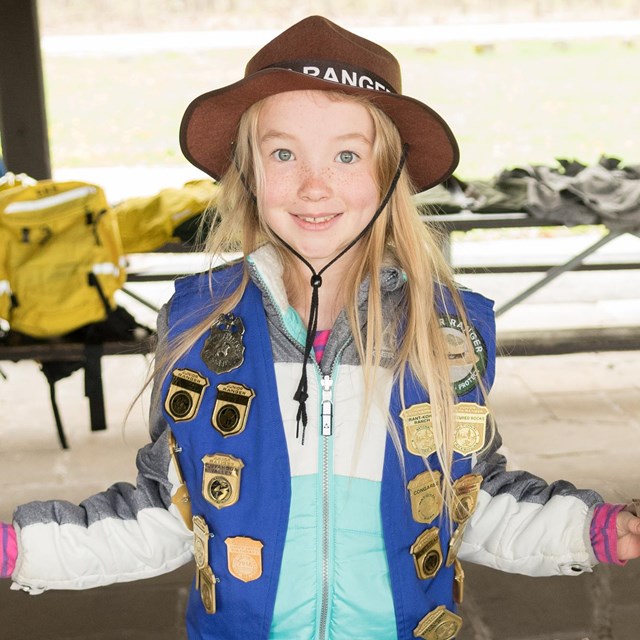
169;432;192;528
199;565;217;614
201;313;246;374
410;528;443;580
400;402;436;457
407;470;443;524
452;474;483;525
413;605;463;640
165;369;209;422
169;431;186;485
212;382;255;437
202;453;244;509
453;558;465;604
453;402;488;455
193;515;210;571
446;521;468;567
172;484;193;530
225;536;264;583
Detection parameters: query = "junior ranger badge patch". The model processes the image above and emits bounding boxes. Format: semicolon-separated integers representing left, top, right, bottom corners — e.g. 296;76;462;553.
413;604;463;640
452;473;483;525
225;536;263;582
453;402;488;455
407;470;443;523
439;313;488;397
165;369;209;422
410;528;443;580
202;453;244;509
201;313;246;374
212;382;255;437
400;402;436;457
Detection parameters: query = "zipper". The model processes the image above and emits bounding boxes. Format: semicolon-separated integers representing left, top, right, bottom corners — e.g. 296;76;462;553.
317;346;349;640
320;375;333;436
318;371;333;640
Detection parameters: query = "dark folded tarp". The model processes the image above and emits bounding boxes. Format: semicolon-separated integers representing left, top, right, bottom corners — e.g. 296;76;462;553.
417;156;640;230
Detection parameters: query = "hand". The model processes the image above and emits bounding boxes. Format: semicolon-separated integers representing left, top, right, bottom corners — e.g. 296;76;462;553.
616;506;640;562
0;522;17;577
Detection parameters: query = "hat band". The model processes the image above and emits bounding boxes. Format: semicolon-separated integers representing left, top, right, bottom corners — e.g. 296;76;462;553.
263;59;397;94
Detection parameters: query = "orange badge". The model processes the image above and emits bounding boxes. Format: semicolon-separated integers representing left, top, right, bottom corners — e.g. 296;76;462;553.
225;536;264;582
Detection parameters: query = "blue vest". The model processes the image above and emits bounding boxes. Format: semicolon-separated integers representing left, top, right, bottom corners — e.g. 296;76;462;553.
162;265;496;639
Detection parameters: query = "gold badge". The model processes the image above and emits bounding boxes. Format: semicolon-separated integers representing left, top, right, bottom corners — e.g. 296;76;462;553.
192;515;216;614
446;521;467;567
169;432;192;528
199;565;217;614
453;402;488;455
400;403;436;457
212;383;255;437
453;558;464;604
169;432;186;485
193;515;210;571
413;605;463;640
165;369;209;421
225;536;264;582
407;470;443;523
172;484;193;530
452;474;482;525
410;528;443;580
202;453;244;509
201;313;246;374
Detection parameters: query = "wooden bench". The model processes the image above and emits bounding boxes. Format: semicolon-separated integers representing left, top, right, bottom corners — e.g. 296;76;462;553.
0;337;155;448
421;211;640;315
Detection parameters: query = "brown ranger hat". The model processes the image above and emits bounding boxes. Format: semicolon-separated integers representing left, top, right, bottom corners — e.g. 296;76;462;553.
180;15;459;192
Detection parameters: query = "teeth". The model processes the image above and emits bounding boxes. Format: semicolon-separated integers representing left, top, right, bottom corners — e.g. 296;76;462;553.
299;215;336;224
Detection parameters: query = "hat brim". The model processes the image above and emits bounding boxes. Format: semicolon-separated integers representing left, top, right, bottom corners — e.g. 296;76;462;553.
180;68;459;193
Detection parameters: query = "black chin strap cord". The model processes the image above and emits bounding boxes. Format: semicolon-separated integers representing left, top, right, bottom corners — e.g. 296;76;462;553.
284;144;408;444
239;144;409;443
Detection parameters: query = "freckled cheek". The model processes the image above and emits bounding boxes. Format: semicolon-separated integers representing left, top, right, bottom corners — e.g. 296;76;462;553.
262;171;298;208
346;177;379;213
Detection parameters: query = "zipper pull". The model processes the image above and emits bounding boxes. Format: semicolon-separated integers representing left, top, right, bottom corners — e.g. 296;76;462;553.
321;375;333;437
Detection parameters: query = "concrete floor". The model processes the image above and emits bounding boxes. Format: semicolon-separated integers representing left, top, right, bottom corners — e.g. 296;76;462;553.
1;259;640;638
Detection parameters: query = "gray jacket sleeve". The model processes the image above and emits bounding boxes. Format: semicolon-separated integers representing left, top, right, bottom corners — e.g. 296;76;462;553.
459;424;602;577
11;302;193;593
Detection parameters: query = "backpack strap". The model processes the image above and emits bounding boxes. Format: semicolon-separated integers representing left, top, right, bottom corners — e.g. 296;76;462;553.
46;377;69;450
84;344;106;432
87;271;112;316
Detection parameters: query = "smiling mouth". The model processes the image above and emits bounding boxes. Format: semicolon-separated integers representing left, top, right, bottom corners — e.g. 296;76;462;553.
295;214;340;224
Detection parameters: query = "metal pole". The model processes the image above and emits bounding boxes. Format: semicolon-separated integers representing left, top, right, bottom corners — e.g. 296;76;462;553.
0;0;52;179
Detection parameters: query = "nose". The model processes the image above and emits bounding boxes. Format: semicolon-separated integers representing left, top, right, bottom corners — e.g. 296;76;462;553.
297;165;332;201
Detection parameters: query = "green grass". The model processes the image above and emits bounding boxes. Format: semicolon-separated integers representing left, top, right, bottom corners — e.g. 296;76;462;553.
40;37;639;179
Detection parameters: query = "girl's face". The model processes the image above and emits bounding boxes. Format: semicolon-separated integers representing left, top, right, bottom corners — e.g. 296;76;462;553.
257;90;378;271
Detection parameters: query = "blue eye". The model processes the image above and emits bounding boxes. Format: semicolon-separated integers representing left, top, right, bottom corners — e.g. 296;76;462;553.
274;149;294;161
337;150;358;164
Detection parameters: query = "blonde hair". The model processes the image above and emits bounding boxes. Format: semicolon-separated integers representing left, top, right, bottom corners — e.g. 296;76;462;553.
154;89;488;522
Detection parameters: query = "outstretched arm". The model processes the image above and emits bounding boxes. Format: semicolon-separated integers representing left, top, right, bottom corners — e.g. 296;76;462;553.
8;302;194;593
616;506;640;562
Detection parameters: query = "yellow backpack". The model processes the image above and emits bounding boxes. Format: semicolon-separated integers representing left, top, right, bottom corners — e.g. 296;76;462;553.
114;179;218;253
0;178;126;338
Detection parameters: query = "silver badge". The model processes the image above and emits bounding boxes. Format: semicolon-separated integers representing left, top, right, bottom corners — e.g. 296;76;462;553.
201;314;246;374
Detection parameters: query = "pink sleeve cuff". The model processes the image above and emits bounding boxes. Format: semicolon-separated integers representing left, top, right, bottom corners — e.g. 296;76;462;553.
1;522;18;578
590;503;627;565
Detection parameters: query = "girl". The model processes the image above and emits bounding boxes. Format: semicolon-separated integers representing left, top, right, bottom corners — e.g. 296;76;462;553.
2;16;639;640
